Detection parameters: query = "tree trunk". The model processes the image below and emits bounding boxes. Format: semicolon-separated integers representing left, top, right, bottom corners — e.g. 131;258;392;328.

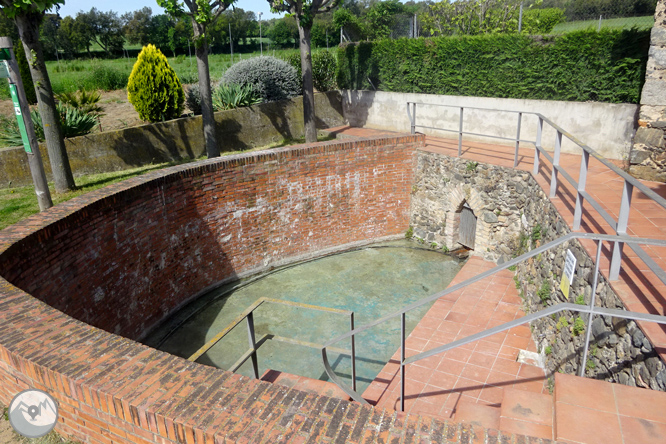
192;21;219;158
15;12;75;193
297;22;317;144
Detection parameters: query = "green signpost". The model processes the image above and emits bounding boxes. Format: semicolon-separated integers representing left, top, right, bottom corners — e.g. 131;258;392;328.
8;83;32;154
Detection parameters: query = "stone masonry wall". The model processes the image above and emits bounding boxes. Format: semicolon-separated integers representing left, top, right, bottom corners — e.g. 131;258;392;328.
0;134;422;444
630;0;666;182
411;150;666;391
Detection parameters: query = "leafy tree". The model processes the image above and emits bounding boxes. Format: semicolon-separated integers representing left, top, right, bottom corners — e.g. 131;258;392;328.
39;13;59;59
167;17;193;56
57;16;85;58
269;0;341;143
123;7;154;46
75;8;124;56
0;0;76;192
420;0;531;36
267;17;299;47
364;0;404;39
157;0;234;159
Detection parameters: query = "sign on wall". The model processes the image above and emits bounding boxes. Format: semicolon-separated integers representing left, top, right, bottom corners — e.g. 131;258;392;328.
559;249;577;299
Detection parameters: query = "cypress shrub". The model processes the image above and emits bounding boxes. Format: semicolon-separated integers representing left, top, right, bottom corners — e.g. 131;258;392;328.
337;28;650;104
127;45;184;122
14;42;37;105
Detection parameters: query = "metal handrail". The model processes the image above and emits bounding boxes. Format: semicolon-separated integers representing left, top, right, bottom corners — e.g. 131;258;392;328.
321;233;666;408
190;297;357;390
407;101;666;281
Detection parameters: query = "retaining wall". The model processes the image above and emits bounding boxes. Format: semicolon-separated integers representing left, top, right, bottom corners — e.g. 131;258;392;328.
0;91;345;188
342;90;638;160
410;151;666;391
0;134;421;444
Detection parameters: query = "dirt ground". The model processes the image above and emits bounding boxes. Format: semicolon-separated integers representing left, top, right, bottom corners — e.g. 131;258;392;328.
0;89;150;133
0;407;23;444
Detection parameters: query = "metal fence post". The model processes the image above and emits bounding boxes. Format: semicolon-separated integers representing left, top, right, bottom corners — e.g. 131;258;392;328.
549;130;562;198
350;313;357;392
610;180;634;280
573;151;590;230
533;117;543;176
458;107;464;157
400;313;406;412
513;112;522;168
580;240;602;377
246;312;260;379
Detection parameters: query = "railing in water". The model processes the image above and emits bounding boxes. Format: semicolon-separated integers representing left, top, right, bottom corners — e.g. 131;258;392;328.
189;297;357;391
406;102;666;282
321;233;666;410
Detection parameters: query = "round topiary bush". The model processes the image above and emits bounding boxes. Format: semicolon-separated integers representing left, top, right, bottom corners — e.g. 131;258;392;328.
127;44;184;122
221;56;300;102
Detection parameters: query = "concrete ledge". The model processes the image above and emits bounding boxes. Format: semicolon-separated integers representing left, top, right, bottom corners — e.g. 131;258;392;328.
342;90;638;160
0;91;345;188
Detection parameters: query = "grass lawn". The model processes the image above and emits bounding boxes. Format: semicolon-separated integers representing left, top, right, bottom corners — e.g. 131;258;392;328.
0;47;306;100
0;135;333;231
552;15;654;33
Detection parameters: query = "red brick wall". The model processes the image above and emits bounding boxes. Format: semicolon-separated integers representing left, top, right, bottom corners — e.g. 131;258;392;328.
0;134;425;444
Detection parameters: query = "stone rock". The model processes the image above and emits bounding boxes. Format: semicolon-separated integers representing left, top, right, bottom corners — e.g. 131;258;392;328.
591;317;606;339
649;46;666;69
640;80;666;106
634;127;665;148
483;212;498;223
630;148;651;165
632;329;644;347
652;26;666;46
650;120;666;129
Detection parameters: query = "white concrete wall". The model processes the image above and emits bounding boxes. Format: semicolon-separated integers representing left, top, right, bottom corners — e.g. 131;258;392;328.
341;90;638;160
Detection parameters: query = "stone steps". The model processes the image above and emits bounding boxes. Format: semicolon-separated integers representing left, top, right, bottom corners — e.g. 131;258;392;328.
260;369;351;401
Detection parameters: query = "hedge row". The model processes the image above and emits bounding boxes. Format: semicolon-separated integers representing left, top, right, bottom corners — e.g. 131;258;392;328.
336;29;650;104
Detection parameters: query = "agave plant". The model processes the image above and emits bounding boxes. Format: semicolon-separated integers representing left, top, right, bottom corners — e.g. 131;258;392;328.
212;83;262;111
0;104;97;148
55;90;104;116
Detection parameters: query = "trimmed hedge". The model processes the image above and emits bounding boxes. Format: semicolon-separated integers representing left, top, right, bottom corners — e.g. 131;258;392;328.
337;28;650;104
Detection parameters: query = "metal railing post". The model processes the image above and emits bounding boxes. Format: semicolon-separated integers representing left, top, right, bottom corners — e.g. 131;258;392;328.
350;313;357;392
400;313;406;412
549;130;562;198
580;240;602;377
573;151;590;230
513;112;522;168
408;103;416;135
458;107;464;157
246;312;260;379
610;180;634;280
533;116;543;176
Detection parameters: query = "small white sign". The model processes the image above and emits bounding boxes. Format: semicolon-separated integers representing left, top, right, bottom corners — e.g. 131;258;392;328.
560;249;577;298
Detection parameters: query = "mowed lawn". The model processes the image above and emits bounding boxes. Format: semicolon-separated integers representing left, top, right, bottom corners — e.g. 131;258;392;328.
552;15;654;33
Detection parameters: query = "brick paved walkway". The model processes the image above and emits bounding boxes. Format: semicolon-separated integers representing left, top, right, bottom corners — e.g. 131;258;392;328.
422;136;666;358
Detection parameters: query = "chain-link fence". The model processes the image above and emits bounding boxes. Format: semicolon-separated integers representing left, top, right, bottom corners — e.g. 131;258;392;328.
548;0;656;33
339;0;657;42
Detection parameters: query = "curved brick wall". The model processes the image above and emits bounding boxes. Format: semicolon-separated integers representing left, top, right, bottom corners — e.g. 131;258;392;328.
0;135;432;444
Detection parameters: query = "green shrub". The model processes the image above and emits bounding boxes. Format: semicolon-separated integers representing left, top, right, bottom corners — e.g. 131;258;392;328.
15;42;37;105
185;84;202;115
128;45;184;122
556;316;569;332
521;8;566;34
212;83;262;111
573;316;586;336
405;227;413;239
222;56;300;102
88;65;129;91
337;28;650;104
312;50;337;92
537;280;551;303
